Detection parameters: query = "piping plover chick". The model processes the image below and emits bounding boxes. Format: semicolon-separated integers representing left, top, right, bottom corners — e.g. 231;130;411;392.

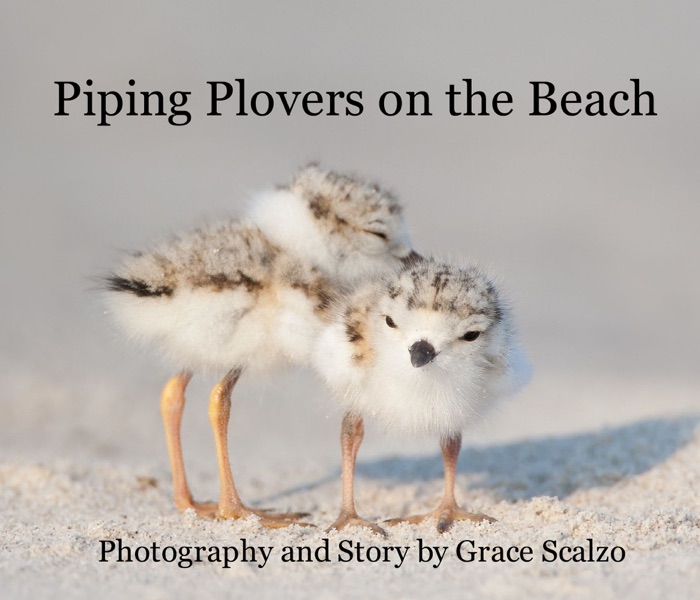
314;256;530;534
105;165;413;527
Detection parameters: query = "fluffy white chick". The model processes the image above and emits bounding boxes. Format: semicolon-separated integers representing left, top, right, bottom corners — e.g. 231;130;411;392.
314;256;530;534
105;165;413;527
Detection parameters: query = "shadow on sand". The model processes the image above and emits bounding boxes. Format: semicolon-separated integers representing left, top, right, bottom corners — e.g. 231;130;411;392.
261;416;699;504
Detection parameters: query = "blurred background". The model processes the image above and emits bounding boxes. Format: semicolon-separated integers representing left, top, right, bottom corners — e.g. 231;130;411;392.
1;1;698;482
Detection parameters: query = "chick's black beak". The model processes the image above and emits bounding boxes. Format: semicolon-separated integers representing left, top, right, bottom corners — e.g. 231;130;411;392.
409;340;437;368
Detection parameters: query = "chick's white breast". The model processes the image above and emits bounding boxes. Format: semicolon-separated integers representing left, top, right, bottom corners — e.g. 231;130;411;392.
312;319;489;437
353;362;495;437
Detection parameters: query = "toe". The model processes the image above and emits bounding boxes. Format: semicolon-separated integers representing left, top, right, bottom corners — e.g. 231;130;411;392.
437;508;496;532
251;508;312;520
384;514;428;527
177;500;219;519
328;513;387;537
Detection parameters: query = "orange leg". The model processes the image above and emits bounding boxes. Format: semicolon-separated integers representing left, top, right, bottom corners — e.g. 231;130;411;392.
385;434;495;533
208;370;311;527
161;372;217;517
327;412;386;536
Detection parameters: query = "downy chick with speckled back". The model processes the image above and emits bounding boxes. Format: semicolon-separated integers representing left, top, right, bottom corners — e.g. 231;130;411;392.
314;256;530;535
105;165;414;527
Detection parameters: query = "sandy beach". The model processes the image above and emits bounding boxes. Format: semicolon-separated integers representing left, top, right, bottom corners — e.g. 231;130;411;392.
3;365;700;598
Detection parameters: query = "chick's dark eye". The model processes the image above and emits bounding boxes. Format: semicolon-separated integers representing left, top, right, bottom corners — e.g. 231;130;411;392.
366;230;388;241
385;315;397;328
461;331;480;342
